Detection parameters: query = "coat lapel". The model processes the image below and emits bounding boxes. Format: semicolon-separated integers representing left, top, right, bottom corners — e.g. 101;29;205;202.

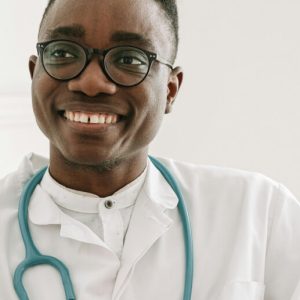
112;158;178;299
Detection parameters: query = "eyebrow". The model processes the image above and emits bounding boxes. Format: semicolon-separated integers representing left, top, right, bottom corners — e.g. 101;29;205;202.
45;25;86;40
110;31;155;49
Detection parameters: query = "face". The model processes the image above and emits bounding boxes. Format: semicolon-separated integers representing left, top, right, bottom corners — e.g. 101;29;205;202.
30;0;183;169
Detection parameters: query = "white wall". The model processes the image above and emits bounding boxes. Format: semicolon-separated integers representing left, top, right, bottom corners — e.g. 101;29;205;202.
0;0;49;176
1;0;300;197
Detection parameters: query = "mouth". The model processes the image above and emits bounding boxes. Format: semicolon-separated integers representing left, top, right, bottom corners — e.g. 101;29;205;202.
60;110;122;124
57;109;127;133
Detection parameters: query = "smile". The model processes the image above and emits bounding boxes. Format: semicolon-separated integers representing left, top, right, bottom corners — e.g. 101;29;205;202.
63;111;119;124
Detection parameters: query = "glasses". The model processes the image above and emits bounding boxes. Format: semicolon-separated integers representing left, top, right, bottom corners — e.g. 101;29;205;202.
36;40;173;87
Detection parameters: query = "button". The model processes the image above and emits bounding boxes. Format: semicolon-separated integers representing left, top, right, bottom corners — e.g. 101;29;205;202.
104;199;114;209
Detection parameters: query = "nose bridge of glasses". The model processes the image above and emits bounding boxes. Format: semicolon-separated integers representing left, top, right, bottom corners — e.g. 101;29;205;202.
87;48;106;61
83;48;108;79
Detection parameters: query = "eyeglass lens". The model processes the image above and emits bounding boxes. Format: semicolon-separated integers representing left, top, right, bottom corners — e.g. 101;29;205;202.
42;41;151;86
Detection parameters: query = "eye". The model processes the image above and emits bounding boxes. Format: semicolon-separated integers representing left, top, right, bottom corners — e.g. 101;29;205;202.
51;49;76;58
117;56;144;65
43;41;84;65
110;49;148;67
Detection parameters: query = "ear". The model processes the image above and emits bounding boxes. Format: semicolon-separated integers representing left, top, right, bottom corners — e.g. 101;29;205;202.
29;55;38;79
165;66;183;114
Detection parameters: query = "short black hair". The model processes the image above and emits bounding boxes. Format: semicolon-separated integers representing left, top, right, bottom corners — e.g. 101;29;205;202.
39;0;179;62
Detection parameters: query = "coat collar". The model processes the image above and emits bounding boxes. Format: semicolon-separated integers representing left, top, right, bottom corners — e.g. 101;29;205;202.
17;153;48;186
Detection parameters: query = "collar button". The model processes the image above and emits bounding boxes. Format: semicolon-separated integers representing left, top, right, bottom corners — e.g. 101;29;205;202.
104;199;114;209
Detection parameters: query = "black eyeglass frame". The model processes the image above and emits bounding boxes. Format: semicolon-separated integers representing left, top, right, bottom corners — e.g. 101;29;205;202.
36;39;174;87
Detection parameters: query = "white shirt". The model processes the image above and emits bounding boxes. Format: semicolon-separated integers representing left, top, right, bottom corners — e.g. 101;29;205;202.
1;153;300;300
38;167;147;258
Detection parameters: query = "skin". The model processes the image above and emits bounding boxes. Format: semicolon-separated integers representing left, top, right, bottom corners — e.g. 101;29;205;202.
29;0;183;197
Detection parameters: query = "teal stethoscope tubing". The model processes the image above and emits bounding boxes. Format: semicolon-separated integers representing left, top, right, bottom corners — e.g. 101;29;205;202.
13;166;76;300
149;156;194;300
13;156;194;300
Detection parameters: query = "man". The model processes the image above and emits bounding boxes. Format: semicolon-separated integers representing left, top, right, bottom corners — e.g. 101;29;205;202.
1;0;300;299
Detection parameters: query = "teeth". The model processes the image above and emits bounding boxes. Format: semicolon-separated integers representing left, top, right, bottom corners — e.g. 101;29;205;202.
99;115;105;124
90;115;99;124
69;111;74;121
106;115;112;124
64;111;119;124
80;113;88;123
74;112;80;122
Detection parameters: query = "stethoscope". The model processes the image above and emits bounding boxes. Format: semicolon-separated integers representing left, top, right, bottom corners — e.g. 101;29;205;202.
13;156;194;300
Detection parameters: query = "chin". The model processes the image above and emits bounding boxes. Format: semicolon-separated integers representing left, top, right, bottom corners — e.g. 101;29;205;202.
59;147;122;171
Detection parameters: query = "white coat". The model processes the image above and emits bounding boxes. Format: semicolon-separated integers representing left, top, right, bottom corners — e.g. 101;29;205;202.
1;153;300;300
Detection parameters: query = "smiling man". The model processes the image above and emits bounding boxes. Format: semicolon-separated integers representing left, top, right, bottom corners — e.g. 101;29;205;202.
30;0;182;198
2;0;300;299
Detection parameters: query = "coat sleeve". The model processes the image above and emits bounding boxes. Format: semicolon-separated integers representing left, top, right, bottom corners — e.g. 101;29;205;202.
264;184;300;300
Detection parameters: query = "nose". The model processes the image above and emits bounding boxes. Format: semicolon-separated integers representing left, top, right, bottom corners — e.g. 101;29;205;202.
68;57;117;96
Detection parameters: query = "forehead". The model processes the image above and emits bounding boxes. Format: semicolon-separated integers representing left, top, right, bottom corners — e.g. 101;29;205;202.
40;0;171;53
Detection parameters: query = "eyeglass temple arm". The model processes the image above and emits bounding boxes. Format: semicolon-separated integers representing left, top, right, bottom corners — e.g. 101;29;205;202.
156;55;174;70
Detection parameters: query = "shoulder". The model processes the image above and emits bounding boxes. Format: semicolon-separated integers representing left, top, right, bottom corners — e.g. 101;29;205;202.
156;156;279;190
155;156;298;209
0;153;49;208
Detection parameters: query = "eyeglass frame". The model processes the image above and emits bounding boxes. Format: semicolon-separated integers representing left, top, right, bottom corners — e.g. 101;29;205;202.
36;39;174;87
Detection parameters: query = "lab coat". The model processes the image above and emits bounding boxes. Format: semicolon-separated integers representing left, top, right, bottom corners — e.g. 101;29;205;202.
1;153;300;300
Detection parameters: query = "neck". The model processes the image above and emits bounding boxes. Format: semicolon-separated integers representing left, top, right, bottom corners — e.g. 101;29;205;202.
49;150;148;197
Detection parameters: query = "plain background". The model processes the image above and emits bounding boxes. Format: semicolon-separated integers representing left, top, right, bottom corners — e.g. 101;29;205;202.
1;0;299;198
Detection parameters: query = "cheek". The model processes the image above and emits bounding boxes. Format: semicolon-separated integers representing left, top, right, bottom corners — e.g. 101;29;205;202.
130;80;168;146
147;74;169;121
31;64;59;138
